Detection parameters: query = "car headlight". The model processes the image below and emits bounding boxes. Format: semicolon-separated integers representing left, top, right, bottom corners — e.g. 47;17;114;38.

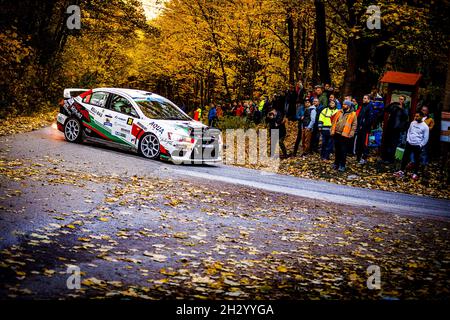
168;132;195;144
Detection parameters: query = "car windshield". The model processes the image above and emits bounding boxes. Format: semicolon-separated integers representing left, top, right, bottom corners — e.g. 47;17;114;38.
134;96;191;121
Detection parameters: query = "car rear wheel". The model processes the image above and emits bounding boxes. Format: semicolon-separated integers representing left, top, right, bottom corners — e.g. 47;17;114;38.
139;133;160;159
64;118;82;143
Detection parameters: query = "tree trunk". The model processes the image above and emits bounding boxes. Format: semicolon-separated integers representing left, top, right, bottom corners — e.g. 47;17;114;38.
196;0;231;101
342;0;357;96
287;12;295;86
314;0;331;84
311;35;319;84
342;38;357;96
294;20;303;82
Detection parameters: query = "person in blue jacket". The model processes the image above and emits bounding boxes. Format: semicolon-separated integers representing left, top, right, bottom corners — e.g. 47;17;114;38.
292;98;307;156
208;103;217;127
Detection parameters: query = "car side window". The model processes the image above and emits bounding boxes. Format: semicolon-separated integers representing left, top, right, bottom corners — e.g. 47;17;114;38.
85;92;109;108
110;94;139;118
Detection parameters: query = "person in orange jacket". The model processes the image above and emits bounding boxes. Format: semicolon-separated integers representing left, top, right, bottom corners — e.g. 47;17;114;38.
330;100;357;172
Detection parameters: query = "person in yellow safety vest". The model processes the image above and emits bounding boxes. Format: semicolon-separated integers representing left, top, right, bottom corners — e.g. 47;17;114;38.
330;100;357;172
258;97;265;112
318;99;338;160
193;106;202;121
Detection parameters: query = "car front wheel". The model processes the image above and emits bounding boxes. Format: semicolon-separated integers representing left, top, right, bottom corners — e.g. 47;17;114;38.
139;133;160;159
64;117;82;143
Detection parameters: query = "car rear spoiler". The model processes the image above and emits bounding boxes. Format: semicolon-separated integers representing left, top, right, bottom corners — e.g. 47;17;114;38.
63;88;91;99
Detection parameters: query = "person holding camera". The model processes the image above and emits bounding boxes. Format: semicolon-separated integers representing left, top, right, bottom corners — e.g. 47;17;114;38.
267;108;287;158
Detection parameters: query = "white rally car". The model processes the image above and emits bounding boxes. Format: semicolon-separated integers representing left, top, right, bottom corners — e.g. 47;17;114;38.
56;88;222;163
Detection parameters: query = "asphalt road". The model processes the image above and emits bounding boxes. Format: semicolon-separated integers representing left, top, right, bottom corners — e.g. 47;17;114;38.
1;127;449;219
1;126;449;300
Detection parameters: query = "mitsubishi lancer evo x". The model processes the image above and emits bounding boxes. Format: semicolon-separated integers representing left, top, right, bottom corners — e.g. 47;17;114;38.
56;88;222;164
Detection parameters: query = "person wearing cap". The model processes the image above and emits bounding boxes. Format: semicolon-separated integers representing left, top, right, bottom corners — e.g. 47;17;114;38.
330;100;358;172
315;84;328;108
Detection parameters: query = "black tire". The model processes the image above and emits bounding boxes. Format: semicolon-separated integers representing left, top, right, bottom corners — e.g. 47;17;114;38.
138;133;160;159
64;117;82;143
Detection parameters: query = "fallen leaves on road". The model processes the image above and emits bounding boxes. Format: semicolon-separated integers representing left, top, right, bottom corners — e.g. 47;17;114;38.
228;121;449;199
0;158;449;300
0;110;58;137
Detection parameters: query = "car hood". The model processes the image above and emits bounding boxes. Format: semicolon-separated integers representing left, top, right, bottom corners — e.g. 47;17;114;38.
139;119;211;136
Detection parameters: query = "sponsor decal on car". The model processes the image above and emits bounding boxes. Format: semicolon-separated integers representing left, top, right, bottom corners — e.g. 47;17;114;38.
120;128;131;134
127;118;134;125
115;115;127;122
57;113;68;125
90;106;103;117
149;121;164;134
115;131;127;138
104;118;113;127
70;102;90;122
136;122;147;130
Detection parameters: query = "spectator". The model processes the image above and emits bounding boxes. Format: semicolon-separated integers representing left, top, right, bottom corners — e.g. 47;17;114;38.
193;106;202;121
372;96;385;128
324;83;333;99
371;86;381;99
394;113;429;180
352;98;359;114
254;97;264;124
216;104;223;118
293;98;308;157
267;108;287;158
296;80;305;101
419;105;435;165
208;103;217;127
318;99;338;160
315;84;328;108
231;101;238;115
236;102;244;117
311;97;324;153
285;85;298;120
355;95;374;164
301;98;317;156
330;100;357;172
382;99;409;163
329;94;342;109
